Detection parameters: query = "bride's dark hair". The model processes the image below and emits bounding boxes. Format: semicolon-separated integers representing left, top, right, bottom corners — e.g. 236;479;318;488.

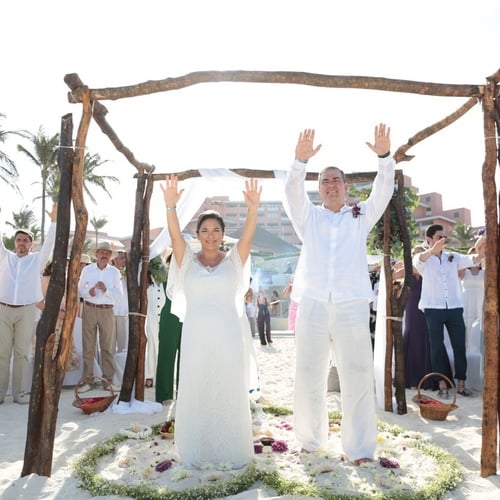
196;210;225;234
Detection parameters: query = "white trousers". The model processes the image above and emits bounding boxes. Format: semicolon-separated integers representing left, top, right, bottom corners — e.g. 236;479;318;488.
293;297;377;461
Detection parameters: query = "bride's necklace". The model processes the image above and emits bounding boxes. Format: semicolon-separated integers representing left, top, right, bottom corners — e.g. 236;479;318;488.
197;252;224;271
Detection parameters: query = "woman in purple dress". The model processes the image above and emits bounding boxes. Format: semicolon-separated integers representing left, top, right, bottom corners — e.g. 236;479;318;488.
402;246;452;389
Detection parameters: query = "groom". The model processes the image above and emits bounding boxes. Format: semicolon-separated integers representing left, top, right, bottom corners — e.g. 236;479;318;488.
284;124;395;464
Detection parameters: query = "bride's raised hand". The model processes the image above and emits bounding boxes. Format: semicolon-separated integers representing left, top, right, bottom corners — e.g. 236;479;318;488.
243;178;262;211
161;174;184;208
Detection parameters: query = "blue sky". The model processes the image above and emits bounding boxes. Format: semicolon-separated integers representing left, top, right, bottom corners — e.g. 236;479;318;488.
1;0;498;235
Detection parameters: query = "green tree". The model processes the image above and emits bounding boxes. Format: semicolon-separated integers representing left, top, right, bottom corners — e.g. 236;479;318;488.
43;152;119;204
16;126;59;243
450;221;476;252
0;113;24;190
90;215;108;248
349;184;420;258
3;206;41;250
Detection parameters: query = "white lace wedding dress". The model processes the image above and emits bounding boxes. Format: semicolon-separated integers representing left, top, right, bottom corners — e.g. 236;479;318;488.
169;245;254;468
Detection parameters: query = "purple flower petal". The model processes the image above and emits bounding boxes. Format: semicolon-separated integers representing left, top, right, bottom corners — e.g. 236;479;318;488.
271;440;288;452
379;457;400;469
254;443;263;454
155;459;172;472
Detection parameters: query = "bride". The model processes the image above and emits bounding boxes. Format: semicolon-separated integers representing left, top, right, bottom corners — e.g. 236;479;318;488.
161;175;261;468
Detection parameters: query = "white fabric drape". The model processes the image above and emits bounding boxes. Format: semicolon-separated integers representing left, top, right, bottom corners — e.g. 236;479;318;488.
373;260;391;410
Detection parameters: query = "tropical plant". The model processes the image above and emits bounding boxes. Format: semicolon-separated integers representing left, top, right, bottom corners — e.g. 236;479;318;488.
3;206;41;250
449;221;476;252
90;215;108;247
16;126;59;243
368;187;420;257
43;152;119;204
0;113;24;190
349;184;420;258
5;205;41;238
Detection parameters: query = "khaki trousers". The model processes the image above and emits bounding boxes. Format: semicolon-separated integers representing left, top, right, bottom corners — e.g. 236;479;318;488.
81;304;116;383
0;304;36;399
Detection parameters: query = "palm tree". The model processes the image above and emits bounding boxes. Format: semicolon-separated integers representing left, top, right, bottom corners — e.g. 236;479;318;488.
81;153;119;204
90;215;108;248
3;206;41;250
16;126;59;243
450;221;476;251
0;113;24;191
42;152;119;204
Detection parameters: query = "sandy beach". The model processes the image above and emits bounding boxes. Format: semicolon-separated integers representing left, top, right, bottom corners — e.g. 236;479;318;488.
1;332;499;499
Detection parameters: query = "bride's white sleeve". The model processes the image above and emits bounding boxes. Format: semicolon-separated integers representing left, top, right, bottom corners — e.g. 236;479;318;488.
167;245;193;323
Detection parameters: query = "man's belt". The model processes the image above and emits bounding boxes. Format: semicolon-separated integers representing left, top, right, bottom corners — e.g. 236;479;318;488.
84;301;113;310
0;302;26;308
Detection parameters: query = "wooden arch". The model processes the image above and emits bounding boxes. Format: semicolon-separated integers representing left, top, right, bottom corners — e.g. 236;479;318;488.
22;70;499;478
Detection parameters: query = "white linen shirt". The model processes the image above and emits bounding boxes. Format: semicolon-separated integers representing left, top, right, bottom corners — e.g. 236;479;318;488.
284;156;395;304
113;276;129;315
78;263;123;305
0;223;56;305
414;251;475;310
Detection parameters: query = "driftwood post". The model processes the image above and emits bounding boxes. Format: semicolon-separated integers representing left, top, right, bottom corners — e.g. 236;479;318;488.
120;172;153;403
390;171;412;414
22;87;93;476
480;71;499;477
21;115;72;475
135;173;155;400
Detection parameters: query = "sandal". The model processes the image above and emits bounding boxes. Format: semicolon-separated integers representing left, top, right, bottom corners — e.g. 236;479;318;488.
353;458;373;466
145;378;153;388
457;387;473;397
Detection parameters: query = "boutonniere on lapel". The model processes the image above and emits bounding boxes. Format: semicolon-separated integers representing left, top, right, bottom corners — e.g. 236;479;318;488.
352;203;362;218
448;254;454;262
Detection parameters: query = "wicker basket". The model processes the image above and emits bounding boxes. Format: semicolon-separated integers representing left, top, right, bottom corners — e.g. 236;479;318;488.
72;376;117;415
412;372;458;421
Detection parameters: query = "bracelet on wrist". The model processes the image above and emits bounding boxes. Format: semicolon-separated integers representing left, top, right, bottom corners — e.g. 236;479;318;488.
378;151;391;158
166;205;177;211
296;158;308;164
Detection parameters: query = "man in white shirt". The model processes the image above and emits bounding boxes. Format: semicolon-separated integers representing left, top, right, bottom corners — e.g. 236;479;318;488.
413;224;484;398
285;125;394;465
0;204;57;404
78;241;123;391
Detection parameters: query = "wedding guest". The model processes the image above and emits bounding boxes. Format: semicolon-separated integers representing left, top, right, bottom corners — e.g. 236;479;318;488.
111;250;129;352
244;286;256;337
269;290;280;316
414;225;485;398
399;246;452;389
144;255;168;388
155;254;183;403
459;247;485;352
256;290;272;345
78;241;123;392
284;125;394;465
0;203;57;405
162;174;261;468
283;275;298;332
